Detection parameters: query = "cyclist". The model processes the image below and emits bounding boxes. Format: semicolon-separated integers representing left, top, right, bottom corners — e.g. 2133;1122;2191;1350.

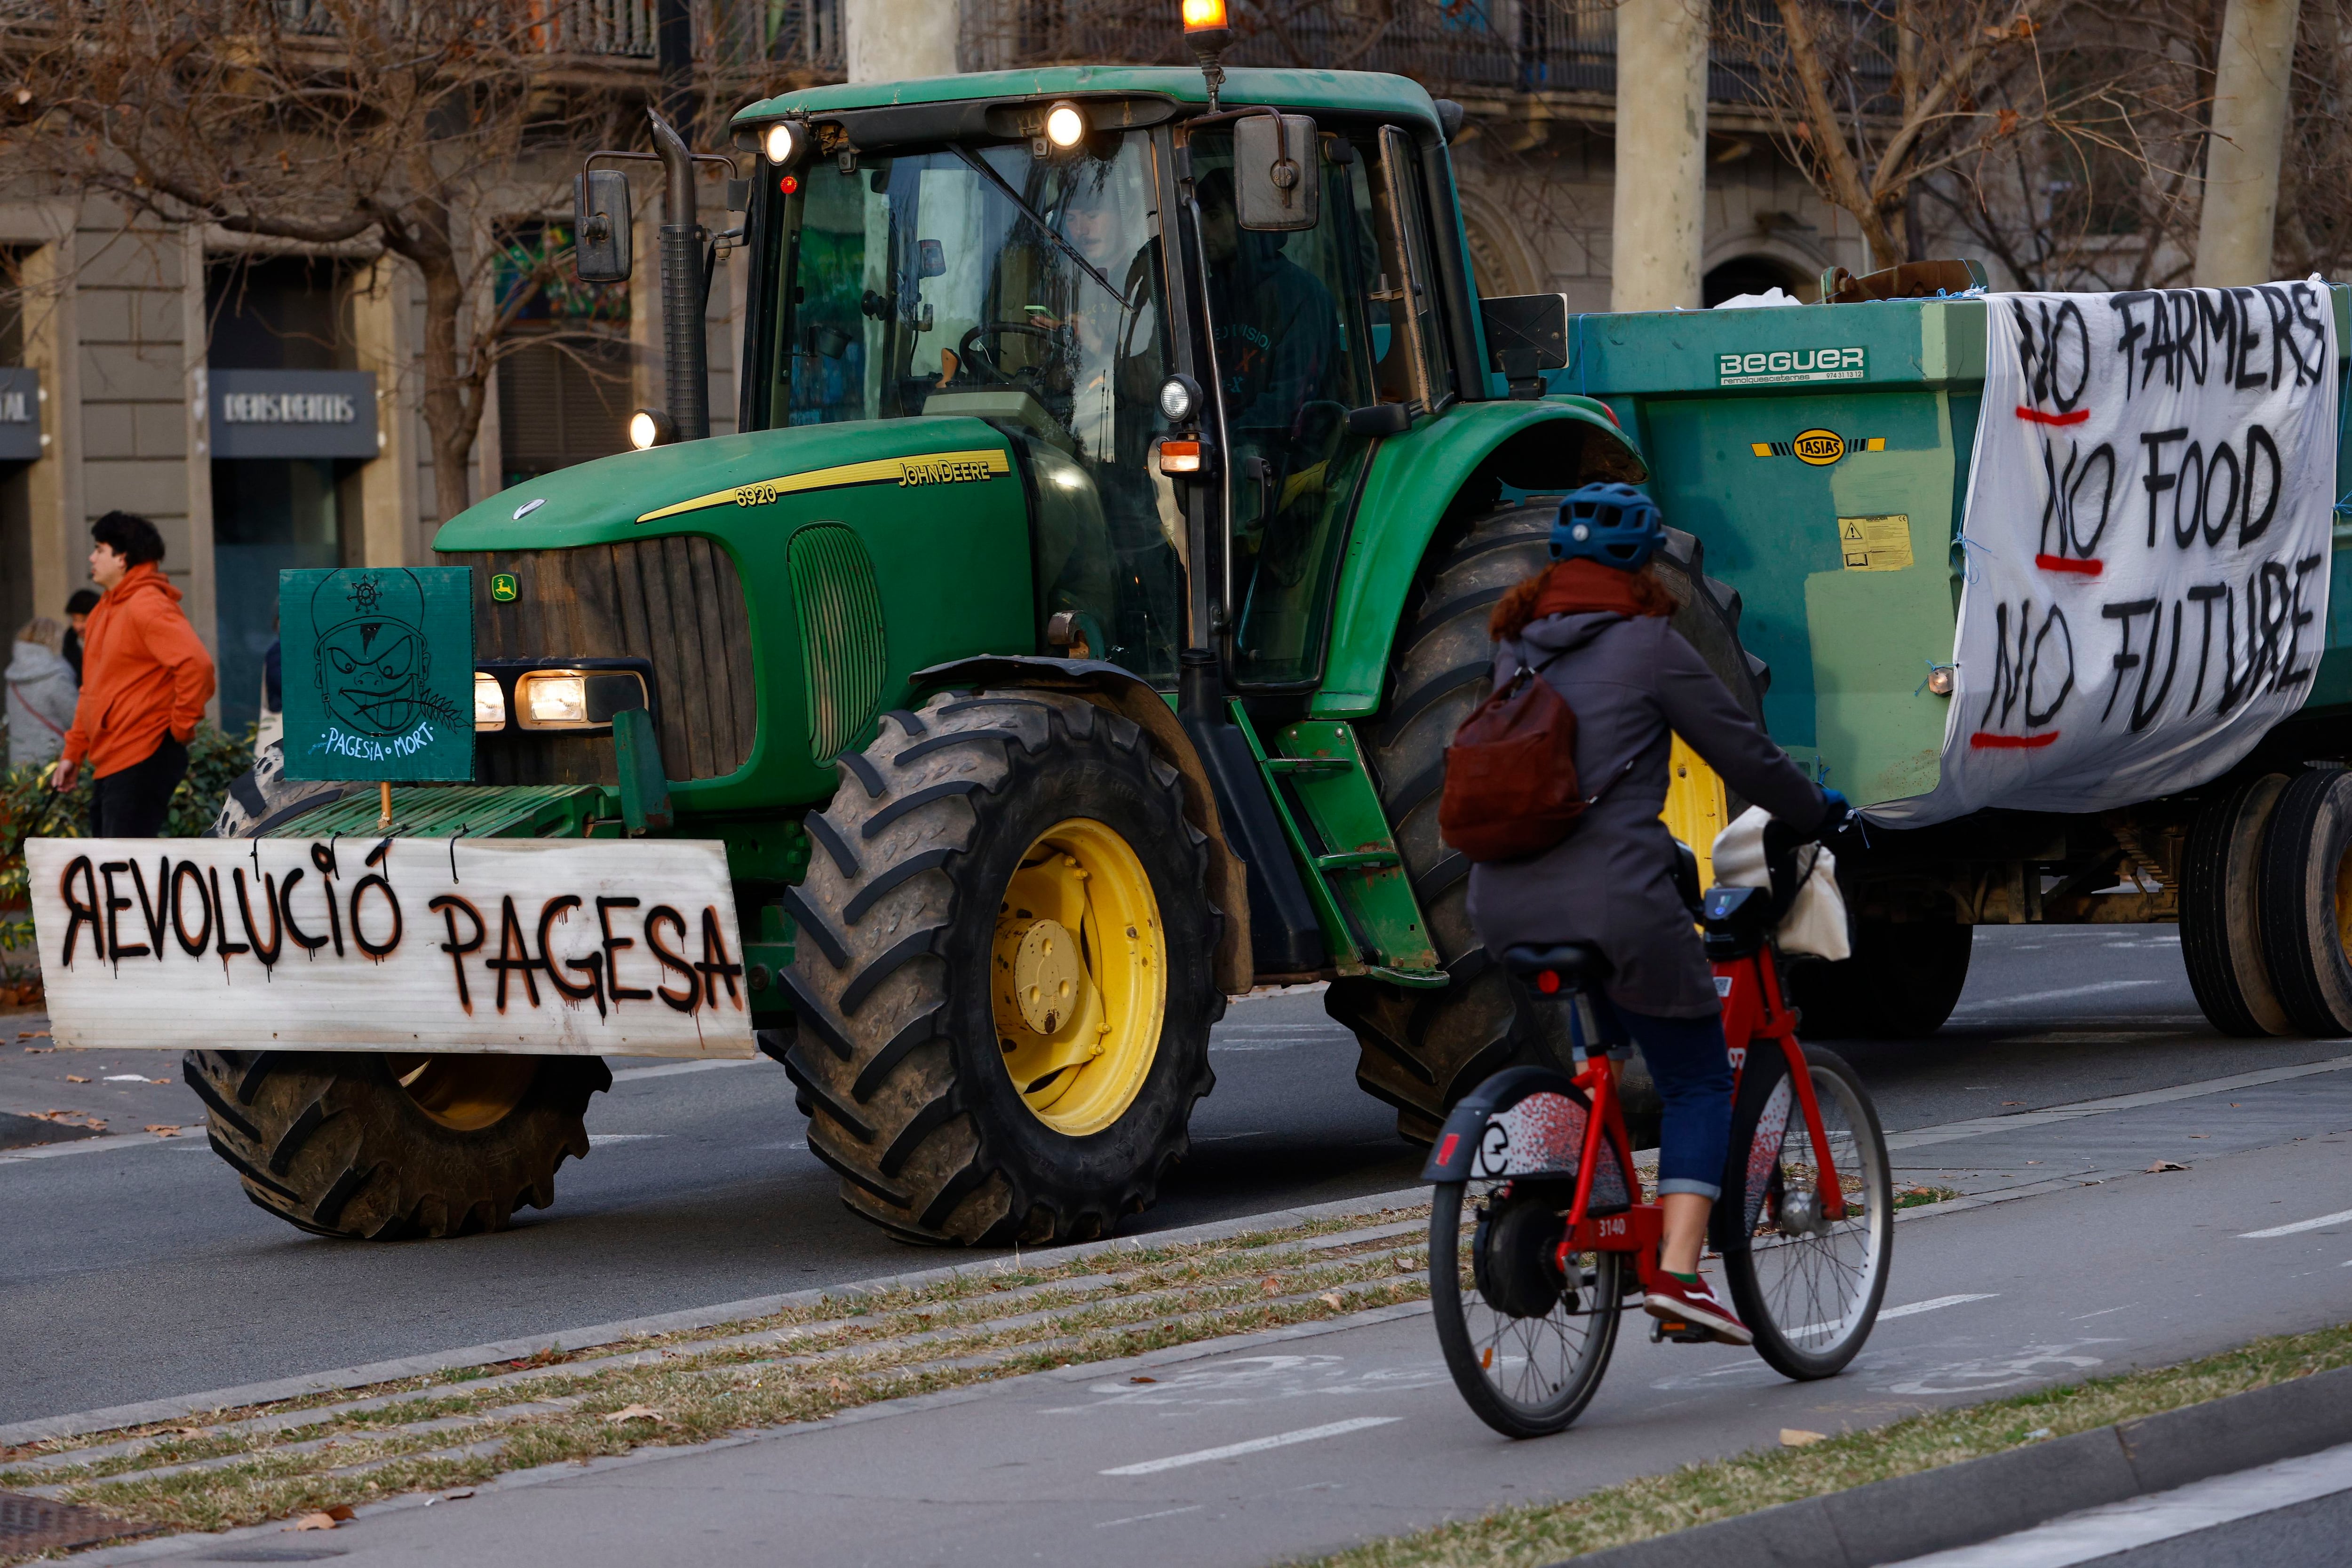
1466;483;1846;1345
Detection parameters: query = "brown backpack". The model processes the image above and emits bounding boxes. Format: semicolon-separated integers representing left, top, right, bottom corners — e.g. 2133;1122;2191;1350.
1439;651;1631;863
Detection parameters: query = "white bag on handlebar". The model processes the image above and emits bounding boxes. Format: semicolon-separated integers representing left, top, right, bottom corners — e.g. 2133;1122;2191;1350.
1708;807;1851;961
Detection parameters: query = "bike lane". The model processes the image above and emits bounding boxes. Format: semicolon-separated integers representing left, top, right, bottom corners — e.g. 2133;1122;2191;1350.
77;1061;2352;1568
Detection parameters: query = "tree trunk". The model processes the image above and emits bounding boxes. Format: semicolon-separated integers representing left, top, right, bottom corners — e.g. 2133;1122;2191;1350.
2195;0;2304;286
406;232;485;524
1612;0;1711;310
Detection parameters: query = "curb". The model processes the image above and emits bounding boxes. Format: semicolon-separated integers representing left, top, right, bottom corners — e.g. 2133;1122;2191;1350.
1559;1362;2352;1567
0;1184;1431;1447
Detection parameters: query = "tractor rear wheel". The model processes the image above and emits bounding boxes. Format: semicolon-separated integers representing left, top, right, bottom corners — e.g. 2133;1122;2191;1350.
779;689;1221;1244
1328;502;1764;1137
183;1050;609;1238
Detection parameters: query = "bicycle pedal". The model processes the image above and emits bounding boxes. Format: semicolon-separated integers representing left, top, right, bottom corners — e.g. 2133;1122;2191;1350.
1648;1319;1714;1345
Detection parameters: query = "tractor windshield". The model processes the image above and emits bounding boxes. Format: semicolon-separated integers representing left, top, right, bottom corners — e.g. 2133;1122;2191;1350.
771;130;1186;682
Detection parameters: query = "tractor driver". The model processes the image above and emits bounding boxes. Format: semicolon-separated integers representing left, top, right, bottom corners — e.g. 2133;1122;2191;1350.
1196;167;1341;448
1197;166;1344;596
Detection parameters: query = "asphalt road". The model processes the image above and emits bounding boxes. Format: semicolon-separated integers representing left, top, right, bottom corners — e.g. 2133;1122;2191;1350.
67;1015;2352;1568
4;925;2348;1433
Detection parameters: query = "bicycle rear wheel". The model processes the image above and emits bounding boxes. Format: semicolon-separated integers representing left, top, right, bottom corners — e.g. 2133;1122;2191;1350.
1716;1044;1891;1379
1429;1178;1622;1438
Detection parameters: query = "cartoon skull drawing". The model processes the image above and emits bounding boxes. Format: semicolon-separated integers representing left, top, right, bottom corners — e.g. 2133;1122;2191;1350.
311;568;435;736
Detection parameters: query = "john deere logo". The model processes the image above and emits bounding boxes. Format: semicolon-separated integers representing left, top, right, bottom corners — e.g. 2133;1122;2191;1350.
1792;429;1845;465
490;573;518;602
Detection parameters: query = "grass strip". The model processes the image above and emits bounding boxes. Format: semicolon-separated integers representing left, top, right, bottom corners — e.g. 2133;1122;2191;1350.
0;1205;1431;1556
1301;1317;2352;1568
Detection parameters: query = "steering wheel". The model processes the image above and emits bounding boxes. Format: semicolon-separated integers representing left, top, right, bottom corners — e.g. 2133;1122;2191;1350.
955;321;1055;383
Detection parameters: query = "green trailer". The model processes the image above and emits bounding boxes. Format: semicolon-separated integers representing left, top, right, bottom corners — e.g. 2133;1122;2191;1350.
59;33;2352;1248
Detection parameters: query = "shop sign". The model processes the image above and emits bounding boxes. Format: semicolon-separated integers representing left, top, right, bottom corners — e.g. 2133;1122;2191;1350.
210;369;379;459
0;366;39;462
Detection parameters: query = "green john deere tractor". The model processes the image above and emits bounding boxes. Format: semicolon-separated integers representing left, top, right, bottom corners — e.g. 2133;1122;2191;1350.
185;43;1769;1246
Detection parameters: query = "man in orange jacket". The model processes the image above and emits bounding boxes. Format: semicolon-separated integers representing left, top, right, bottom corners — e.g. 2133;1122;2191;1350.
50;511;217;837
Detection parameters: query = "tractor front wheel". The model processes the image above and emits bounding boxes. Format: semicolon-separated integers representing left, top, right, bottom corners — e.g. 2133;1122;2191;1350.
779;689;1221;1244
183;1051;609;1239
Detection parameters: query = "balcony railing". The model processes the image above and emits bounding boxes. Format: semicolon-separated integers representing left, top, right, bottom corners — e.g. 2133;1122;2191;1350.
262;0;1892;113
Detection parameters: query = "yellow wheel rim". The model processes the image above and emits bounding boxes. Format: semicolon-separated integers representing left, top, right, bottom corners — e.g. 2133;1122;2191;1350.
991;817;1165;1136
385;1054;538;1132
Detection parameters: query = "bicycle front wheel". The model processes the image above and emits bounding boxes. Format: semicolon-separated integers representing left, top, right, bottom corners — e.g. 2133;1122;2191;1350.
1429;1179;1622;1438
1716;1044;1892;1380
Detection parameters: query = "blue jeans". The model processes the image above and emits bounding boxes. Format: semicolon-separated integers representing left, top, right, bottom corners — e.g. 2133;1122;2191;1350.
1612;1005;1733;1201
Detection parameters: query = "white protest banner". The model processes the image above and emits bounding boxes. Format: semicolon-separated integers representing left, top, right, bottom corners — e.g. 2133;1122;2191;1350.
1874;282;2338;825
24;836;758;1058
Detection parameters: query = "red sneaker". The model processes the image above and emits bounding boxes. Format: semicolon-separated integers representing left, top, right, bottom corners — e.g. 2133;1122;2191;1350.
1644;1271;1753;1346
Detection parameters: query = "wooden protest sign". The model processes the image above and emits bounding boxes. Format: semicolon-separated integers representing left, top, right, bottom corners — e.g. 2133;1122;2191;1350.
280;566;475;783
24;837;756;1059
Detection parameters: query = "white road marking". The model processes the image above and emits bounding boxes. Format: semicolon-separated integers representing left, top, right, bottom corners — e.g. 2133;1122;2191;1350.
0;1126;202;1163
1094;1505;1207;1528
1099;1416;1402;1476
1886;1053;2352;1152
2238;1206;2352;1239
1887;1439;2352;1567
591;1134;666;1145
1953;979;2164;1012
609;1059;761;1084
2069;1304;2134;1320
1787;1293;1993;1338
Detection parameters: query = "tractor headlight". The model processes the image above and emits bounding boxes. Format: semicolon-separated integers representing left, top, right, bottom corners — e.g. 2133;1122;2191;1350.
474;673;507;731
1157;373;1202;424
763;120;802;167
629;406;675;450
515;668;650;731
1043;101;1087;150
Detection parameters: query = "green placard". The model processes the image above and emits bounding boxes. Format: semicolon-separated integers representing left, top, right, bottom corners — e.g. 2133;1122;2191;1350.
279;566;475;782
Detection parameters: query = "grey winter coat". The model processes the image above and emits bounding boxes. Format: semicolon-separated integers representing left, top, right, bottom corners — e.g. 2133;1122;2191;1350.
6;640;79;769
1464;610;1825;1018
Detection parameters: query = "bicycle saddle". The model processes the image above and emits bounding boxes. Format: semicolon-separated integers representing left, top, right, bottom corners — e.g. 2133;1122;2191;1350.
1501;942;1612;994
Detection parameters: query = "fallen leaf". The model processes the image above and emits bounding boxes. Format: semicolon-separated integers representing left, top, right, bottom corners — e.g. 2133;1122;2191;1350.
2189;1134;2209;1139
16;1029;48;1040
1260;1275;1281;1295
64;1075;88;1083
444;1489;474;1500
2001;1100;2023;1106
1780;1428;1828;1446
603;1403;664;1424
2146;1160;2189;1172
23;1045;51;1053
292;1505;354;1531
145;1125;182;1137
1128;1375;1157;1384
1319;1291;1344;1309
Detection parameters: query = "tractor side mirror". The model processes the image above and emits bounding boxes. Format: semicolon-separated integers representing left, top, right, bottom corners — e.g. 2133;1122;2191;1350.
1479;293;1571;398
1234;112;1319;232
574;169;633;285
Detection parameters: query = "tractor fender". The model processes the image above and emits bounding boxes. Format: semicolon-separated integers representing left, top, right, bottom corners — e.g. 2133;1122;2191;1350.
1421;1063;1601;1183
910;654;1253;995
1318;399;1647;717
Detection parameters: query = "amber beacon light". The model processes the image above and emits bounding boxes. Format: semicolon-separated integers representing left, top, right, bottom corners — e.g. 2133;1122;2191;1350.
1183;0;1232;107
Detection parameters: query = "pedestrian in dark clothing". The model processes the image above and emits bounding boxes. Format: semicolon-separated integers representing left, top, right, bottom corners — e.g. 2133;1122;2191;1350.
1465;484;1839;1346
62;588;100;681
52;512;217;838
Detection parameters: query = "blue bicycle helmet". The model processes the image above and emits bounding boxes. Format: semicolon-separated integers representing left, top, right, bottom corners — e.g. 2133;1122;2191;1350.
1550;483;1665;570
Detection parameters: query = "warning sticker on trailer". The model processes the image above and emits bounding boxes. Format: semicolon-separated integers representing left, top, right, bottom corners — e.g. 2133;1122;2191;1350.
1837;514;1915;572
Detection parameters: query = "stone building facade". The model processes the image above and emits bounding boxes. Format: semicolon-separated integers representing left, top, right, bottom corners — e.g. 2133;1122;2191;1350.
0;0;1880;736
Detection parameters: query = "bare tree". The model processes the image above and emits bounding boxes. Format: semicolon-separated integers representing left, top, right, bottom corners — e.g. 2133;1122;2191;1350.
1717;0;2201;274
0;0;645;520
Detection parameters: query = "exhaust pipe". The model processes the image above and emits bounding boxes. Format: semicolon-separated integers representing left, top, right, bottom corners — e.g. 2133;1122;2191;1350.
647;107;708;442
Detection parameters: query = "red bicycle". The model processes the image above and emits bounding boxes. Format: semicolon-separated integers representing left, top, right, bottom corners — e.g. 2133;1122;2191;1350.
1423;847;1893;1438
